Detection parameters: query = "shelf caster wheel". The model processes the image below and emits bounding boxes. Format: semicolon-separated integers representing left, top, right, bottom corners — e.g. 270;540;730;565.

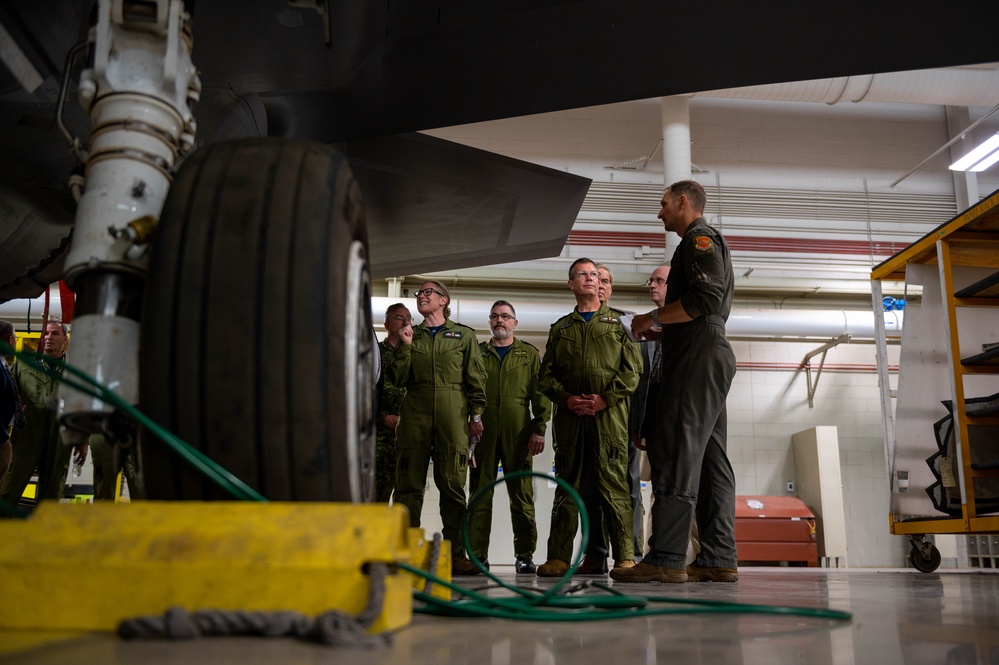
908;538;941;573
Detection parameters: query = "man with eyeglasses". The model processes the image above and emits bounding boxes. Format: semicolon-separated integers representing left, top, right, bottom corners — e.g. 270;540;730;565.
374;303;412;502
389;281;487;575
536;258;643;577
466;301;551;574
629;267;674;558
631;267;669;456
612;180;738;585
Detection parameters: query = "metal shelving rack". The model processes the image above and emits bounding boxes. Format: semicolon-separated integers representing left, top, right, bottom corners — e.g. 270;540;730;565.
871;189;999;571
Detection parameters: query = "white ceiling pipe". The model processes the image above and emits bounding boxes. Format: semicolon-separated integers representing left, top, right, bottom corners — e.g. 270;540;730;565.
725;308;902;339
372;297;902;340
0;293;64;330
693;66;999;107
1;293;901;340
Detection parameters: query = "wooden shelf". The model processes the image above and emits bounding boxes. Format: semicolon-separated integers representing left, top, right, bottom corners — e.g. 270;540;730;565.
954;270;999;298
962;346;999;366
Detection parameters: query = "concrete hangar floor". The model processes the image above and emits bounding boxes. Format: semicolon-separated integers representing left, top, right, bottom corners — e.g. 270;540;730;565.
3;566;998;665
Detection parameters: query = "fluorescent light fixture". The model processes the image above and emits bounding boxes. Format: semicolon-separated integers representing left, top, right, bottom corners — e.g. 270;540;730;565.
949;132;999;172
969;144;999;172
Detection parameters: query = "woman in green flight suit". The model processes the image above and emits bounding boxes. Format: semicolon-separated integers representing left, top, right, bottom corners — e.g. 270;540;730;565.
388;280;487;575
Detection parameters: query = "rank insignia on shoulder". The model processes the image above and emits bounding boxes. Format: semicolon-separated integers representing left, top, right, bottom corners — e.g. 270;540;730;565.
558;320;574;329
443;331;462;338
694;236;714;253
599;317;620;324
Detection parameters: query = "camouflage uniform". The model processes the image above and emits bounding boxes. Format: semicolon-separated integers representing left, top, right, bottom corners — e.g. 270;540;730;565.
375;339;406;502
1;358;70;504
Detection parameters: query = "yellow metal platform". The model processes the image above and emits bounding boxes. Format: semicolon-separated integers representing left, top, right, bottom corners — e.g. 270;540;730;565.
0;501;448;636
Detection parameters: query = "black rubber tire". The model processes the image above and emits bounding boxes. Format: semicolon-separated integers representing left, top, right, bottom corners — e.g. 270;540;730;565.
139;138;376;502
909;543;942;573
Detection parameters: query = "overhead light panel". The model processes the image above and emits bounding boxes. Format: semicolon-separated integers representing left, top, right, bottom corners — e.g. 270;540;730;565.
949;132;999;172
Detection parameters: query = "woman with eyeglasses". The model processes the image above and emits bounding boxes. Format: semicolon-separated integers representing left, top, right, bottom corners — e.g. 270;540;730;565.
387;280;487;575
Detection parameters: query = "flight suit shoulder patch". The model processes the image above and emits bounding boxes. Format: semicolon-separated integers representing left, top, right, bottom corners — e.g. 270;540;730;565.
694;235;714;253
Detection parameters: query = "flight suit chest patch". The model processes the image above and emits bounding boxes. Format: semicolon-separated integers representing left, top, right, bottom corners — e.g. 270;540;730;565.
513;350;528;357
443;331;462;338
694;235;714;253
599;317;620;324
558;320;574;329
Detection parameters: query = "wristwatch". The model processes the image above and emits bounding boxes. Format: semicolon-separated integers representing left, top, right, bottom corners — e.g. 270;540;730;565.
471;415;481;423
649;308;663;326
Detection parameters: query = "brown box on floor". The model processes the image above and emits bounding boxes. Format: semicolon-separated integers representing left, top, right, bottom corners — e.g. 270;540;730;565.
735;495;818;566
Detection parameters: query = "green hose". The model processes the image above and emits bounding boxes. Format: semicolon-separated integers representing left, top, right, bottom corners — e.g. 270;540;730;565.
0;340;265;503
406;469;852;623
1;340;851;624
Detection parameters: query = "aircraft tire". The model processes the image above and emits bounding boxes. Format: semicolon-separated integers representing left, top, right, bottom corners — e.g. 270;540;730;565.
139;138;376;502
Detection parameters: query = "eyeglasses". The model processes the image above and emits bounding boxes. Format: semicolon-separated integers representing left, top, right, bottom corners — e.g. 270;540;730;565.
488;313;515;321
645;277;668;287
572;270;599;279
415;288;445;298
390;315;413;323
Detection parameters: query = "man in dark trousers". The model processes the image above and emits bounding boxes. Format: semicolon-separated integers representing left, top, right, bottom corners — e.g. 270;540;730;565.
612;180;738;584
1;320;25;491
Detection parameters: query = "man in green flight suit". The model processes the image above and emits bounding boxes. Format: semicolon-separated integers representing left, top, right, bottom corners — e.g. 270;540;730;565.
537;259;643;577
375;302;411;502
467;300;551;574
388;280;487;575
1;321;88;507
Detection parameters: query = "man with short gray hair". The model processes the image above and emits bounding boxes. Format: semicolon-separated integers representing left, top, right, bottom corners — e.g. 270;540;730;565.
467;300;550;574
537;257;642;577
614;180;737;584
2;320;88;505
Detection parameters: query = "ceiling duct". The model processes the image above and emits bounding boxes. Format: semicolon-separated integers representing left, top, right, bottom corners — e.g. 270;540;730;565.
693;66;999;107
370;298;900;340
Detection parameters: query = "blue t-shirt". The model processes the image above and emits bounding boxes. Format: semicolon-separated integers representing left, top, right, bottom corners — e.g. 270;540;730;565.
495;345;512;360
579;311;596;322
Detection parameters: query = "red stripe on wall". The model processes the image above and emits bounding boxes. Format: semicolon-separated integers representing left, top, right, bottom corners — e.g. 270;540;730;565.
567;230;908;257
